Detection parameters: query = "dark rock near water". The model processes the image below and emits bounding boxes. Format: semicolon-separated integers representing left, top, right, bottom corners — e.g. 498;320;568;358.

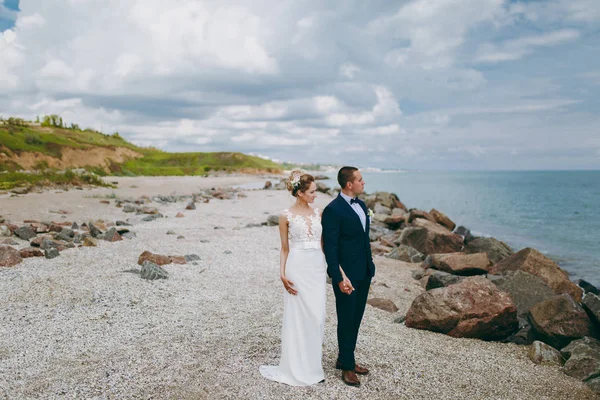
453;226;475;244
490;248;583;302
267;215;279;226
577;279;600;296
560;337;600;382
429;209;456;231
424;252;491;276
501;316;535;345
263;181;272;190
425;270;464;290
103;228;122;242
140;260;169;280
400;219;463;255
528;294;594;349
493;270;557;316
405;276;518;340
583;293;600;327
463;237;513;264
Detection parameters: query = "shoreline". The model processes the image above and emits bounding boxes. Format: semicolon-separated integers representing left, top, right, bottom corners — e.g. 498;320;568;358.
0;176;597;399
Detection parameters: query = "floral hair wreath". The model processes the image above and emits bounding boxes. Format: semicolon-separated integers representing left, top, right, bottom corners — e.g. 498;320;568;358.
289;172;302;191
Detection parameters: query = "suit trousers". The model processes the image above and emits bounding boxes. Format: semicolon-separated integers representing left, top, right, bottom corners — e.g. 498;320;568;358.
332;276;371;370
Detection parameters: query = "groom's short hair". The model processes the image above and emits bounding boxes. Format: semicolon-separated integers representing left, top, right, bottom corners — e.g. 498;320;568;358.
338;166;358;189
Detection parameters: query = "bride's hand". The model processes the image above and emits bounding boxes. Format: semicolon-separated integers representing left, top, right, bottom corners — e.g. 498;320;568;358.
281;275;298;296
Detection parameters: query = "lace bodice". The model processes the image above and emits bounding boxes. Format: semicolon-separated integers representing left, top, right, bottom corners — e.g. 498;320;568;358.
284;208;322;243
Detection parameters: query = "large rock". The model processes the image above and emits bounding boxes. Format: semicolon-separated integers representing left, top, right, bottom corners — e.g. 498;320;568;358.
583;293;600;326
528;341;564;366
560;337;600;382
399;219;463;255
490;248;583;302
493;270;557;316
13;226;36;240
463;237;513;264
454;226;475;244
385;245;424;263
19;247;44;258
138;251;171;266
405;276;518;340
424;252;491;276
429;209;456;231
315;182;330;194
374;203;391;215
577;279;599;296
407;209;437;224
373;192;406;211
528;294;594;349
0;245;22;267
103;228;122;242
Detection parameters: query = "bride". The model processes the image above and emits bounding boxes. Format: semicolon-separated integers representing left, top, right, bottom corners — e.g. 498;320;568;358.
259;170;327;386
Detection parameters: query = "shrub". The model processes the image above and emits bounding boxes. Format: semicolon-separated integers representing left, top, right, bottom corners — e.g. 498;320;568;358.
24;133;43;145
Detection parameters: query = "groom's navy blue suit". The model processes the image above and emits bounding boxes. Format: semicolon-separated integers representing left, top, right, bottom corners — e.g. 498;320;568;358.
322;193;376;370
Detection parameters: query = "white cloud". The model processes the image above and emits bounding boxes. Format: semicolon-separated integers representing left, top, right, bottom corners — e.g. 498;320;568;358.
476;29;580;63
339;63;360;79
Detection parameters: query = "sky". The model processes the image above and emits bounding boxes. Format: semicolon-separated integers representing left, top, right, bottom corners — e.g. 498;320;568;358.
0;0;599;170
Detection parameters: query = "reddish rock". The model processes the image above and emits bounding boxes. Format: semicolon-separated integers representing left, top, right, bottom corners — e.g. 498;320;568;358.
429;209;456;231
426;252;491;276
104;228;122;242
463;237;513;264
489;248;583;302
529;294;594;349
31;223;50;233
0;245;23;267
99;200;110;204
400;219;463;255
19;247;44;258
367;298;399;313
405;276;518;340
138;251;171;266
170;256;187;265
407;209;437;224
370;242;394;256
141;206;159;214
175;212;185;218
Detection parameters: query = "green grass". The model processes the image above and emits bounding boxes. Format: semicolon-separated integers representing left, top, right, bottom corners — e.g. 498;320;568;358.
119;151;281;176
0;170;112;190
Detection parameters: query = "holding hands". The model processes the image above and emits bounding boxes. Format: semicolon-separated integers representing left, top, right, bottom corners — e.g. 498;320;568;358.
338;268;354;295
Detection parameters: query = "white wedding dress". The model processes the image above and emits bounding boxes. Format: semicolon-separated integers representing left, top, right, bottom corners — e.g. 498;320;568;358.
259;207;327;386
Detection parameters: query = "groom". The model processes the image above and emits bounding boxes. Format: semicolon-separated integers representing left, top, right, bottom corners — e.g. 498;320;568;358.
322;166;376;387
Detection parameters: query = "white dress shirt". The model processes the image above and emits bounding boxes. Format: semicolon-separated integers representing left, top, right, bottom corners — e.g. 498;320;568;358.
340;192;366;231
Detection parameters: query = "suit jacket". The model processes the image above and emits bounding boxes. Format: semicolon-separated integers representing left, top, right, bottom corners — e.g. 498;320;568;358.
322;194;376;285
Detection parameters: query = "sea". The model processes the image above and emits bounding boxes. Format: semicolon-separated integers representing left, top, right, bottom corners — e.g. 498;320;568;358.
314;170;600;288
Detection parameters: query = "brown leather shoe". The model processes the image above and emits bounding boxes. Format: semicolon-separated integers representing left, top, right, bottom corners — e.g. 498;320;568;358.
336;361;370;375
341;370;360;387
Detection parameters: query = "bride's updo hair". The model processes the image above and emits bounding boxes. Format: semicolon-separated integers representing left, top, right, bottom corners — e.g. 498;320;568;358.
286;170;315;197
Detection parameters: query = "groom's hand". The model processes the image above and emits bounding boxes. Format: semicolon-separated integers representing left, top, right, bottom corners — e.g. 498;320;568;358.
338;278;354;295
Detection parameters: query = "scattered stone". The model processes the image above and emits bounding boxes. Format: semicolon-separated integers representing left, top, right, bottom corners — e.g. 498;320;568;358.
267;215;279;226
529;294;594;349
214;226;224;230
367;298;399;313
411;269;425;281
490;248;583;302
405;276;518;340
99;200;110;204
166;230;176;235
186;201;196;210
185;254;200;262
14;226;37;241
263;181;272;190
315;182;330;194
44;248;59;259
116;221;132;226
0;245;23;267
463;237;513;264
141;206;159;214
374;203;391;215
103;228;122;242
10;187;29;195
138;251;171;266
88;222;103;238
41;238;61;250
71;222;79;230
123;204;137;213
561;337;600;382
177;235;185;240
583;293;600;326
386;245;424;263
493;270;556;316
424;252;491;276
528;341;564;366
502;316;535;345
0;225;11;237
224;250;232;254
142;214;163;222
170;256;186;264
19;247;43;258
176;212;185;218
83;237;97;247
394;315;406;324
121;232;136;240
0;239;18;245
140;260;169;280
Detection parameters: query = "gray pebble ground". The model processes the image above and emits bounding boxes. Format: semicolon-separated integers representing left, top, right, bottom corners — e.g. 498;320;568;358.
0;176;597;399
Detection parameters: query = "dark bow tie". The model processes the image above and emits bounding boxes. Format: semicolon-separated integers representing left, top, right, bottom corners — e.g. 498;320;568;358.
350;197;359;204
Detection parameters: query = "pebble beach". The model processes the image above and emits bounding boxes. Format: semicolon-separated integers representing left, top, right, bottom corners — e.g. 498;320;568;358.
0;176;598;399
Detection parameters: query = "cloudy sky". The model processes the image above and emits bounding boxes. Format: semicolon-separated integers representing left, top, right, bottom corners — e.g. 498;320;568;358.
1;0;599;170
